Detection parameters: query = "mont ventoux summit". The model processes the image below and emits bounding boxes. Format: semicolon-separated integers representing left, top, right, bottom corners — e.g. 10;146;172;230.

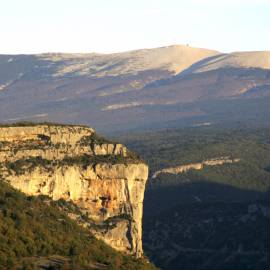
1;44;270;270
1;44;270;133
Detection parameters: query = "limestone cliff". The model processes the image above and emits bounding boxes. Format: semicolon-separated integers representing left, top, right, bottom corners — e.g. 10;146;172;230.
0;124;148;257
152;157;240;179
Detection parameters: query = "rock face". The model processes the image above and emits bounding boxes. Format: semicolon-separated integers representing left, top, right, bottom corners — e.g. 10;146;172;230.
0;124;148;257
152;157;240;179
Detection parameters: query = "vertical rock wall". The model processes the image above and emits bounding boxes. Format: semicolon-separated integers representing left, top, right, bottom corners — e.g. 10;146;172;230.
0;124;148;257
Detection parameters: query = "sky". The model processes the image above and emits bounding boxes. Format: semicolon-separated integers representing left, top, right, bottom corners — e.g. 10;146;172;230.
0;0;269;54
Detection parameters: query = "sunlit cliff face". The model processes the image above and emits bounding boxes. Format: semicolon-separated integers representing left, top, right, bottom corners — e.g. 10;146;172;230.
0;124;148;257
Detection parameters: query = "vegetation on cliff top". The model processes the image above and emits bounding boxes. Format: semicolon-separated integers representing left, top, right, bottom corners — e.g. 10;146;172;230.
0;122;144;164
0;121;89;128
0;179;157;270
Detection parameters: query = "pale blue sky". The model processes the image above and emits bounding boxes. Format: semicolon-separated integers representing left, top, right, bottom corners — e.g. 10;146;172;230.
1;0;269;54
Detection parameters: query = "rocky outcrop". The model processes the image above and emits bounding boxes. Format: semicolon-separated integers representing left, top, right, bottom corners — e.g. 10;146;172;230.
0;125;94;143
0;124;148;257
152;157;240;179
0;125;128;162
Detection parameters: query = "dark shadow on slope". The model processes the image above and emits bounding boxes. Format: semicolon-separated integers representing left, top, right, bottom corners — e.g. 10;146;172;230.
177;53;227;76
144;181;270;218
143;182;270;270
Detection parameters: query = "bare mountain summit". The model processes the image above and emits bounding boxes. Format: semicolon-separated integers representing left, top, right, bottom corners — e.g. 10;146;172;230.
0;45;270;132
37;45;219;77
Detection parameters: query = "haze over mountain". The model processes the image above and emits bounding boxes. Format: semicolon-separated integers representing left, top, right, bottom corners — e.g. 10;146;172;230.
0;44;270;133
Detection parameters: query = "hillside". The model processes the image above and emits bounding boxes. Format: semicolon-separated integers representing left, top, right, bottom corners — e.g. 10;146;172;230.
118;127;270;270
119;127;270;206
143;200;270;270
0;179;157;270
1;45;270;133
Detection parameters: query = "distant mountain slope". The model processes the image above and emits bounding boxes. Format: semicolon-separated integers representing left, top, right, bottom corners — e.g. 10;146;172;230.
36;45;220;77
0;45;270;133
0;45;219;83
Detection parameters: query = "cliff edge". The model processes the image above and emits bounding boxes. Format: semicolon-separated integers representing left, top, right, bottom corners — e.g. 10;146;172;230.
0;123;148;257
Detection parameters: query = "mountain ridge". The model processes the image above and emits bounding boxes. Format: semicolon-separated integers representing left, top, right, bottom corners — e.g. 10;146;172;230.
1;44;270;133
